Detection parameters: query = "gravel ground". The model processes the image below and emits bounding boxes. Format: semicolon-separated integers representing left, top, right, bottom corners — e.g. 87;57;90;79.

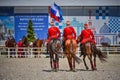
0;54;120;80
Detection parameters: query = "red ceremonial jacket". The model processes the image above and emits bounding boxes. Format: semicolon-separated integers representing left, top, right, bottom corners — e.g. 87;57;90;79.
47;26;60;43
17;41;23;47
63;26;76;41
17;41;23;53
79;29;96;44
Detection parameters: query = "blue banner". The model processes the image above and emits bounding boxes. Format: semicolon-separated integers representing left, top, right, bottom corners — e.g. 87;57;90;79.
15;14;48;42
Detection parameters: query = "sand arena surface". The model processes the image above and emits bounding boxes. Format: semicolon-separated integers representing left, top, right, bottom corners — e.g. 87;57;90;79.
0;54;120;80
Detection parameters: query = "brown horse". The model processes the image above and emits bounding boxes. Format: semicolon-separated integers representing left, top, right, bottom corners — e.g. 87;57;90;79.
5;37;16;57
48;38;62;72
33;39;45;58
5;37;11;47
77;36;107;70
64;39;81;72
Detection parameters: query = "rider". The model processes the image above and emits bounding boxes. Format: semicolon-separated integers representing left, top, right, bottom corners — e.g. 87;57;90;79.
63;21;76;52
47;21;60;43
78;23;96;56
17;39;24;58
63;21;77;71
47;21;61;71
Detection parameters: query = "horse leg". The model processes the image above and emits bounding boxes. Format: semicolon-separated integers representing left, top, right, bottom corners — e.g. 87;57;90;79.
72;39;77;71
53;54;56;71
66;53;73;71
93;53;97;70
88;54;94;70
56;54;59;70
72;57;76;71
83;55;89;70
50;53;54;70
65;40;72;71
54;54;59;72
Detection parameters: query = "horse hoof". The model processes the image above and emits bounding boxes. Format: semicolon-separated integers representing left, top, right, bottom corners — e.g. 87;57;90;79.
70;69;73;71
55;69;58;72
94;67;97;70
51;68;54;71
72;69;76;72
86;67;89;70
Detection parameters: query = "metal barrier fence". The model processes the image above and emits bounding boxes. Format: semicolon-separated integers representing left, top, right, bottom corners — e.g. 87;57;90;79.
0;46;120;58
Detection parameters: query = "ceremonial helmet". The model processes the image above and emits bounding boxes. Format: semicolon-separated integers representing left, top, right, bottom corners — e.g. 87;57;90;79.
84;23;88;29
84;23;88;27
66;21;70;25
50;21;54;25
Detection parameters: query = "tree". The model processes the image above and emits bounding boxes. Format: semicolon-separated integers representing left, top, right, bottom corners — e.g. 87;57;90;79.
26;19;35;43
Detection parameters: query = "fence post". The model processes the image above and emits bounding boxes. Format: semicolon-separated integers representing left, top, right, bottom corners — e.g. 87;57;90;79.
24;47;27;58
30;47;33;58
16;47;18;58
8;48;10;58
0;50;1;57
106;47;109;56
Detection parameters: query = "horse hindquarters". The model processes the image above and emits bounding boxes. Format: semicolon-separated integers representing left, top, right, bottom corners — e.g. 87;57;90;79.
65;39;76;71
82;42;98;70
48;39;60;71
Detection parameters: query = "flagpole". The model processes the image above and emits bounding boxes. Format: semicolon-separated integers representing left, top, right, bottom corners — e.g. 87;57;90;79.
48;6;52;22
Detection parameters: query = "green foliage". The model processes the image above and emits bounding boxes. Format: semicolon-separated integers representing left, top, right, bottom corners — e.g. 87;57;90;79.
26;19;35;42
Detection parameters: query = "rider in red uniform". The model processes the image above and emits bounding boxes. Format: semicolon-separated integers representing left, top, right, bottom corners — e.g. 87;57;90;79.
63;21;77;71
78;23;96;57
47;21;61;71
63;21;76;53
47;22;60;43
79;23;96;45
17;39;23;58
63;21;76;41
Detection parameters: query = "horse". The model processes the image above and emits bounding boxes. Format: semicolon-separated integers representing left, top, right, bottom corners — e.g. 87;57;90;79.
48;38;62;72
33;39;45;58
21;36;29;57
77;36;107;70
64;38;81;72
22;36;29;47
5;37;11;47
5;37;16;58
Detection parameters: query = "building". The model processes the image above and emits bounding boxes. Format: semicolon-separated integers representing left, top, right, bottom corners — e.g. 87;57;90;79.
0;0;120;46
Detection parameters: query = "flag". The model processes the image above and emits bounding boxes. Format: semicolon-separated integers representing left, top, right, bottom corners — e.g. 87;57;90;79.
50;3;64;22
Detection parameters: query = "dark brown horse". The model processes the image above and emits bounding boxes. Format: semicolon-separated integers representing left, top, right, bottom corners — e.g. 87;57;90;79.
22;36;29;47
77;36;107;70
5;37;16;57
21;36;29;57
33;39;45;58
64;39;81;72
5;37;11;47
48;38;62;72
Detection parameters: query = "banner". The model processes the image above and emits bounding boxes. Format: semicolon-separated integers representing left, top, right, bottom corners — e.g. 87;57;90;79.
15;14;48;42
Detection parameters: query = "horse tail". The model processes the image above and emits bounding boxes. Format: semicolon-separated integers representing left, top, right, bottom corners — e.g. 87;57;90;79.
70;40;82;64
49;39;62;55
93;45;107;62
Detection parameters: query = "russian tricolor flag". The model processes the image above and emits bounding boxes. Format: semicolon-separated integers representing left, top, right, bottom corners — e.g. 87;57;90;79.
50;3;64;22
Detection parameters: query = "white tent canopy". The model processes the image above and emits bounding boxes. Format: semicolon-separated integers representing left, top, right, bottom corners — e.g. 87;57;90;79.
0;0;120;6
